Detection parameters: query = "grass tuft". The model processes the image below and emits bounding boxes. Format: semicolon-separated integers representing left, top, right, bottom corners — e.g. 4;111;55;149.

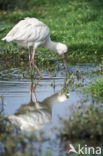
88;77;103;99
60;105;103;140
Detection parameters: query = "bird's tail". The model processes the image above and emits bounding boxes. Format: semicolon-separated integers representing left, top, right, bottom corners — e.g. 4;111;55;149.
2;37;6;41
2;37;13;42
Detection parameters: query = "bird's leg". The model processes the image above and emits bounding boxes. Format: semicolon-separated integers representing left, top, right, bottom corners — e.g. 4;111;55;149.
33;63;42;77
32;85;37;103
30;49;35;66
62;53;68;77
28;47;31;67
30;83;33;101
30;49;42;77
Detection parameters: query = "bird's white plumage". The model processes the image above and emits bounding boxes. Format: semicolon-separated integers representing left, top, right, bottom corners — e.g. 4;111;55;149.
2;17;68;55
2;17;50;48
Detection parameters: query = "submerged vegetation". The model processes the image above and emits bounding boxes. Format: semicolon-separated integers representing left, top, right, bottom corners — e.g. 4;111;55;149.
0;0;103;63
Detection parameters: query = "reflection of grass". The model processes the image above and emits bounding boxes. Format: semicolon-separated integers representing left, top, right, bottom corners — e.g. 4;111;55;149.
88;77;103;99
60;105;103;140
0;0;103;63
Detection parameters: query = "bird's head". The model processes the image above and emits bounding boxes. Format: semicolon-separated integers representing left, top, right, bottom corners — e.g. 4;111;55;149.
56;43;68;74
56;43;68;55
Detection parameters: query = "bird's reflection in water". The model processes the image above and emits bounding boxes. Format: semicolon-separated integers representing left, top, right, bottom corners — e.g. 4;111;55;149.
8;77;69;131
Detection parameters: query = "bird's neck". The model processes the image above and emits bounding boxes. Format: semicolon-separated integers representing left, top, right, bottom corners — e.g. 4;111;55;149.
44;38;58;52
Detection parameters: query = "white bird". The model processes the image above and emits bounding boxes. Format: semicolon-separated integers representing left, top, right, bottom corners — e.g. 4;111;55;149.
2;17;68;75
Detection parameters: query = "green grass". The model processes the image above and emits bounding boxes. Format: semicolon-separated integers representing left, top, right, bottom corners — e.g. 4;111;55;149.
88;76;103;99
0;0;103;63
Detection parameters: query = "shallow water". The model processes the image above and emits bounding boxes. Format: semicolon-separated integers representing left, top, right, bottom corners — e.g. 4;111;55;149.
0;59;102;155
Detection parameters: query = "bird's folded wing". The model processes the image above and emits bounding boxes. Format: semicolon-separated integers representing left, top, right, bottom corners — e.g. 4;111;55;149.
5;20;50;42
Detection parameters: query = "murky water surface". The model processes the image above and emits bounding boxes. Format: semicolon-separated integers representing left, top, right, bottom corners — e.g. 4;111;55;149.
0;59;102;155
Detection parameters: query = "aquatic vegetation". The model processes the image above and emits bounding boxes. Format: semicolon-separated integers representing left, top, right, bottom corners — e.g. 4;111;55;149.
88;77;103;99
59;105;103;140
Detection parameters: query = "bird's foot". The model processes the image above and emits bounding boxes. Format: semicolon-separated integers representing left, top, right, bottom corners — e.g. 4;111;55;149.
29;59;34;67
